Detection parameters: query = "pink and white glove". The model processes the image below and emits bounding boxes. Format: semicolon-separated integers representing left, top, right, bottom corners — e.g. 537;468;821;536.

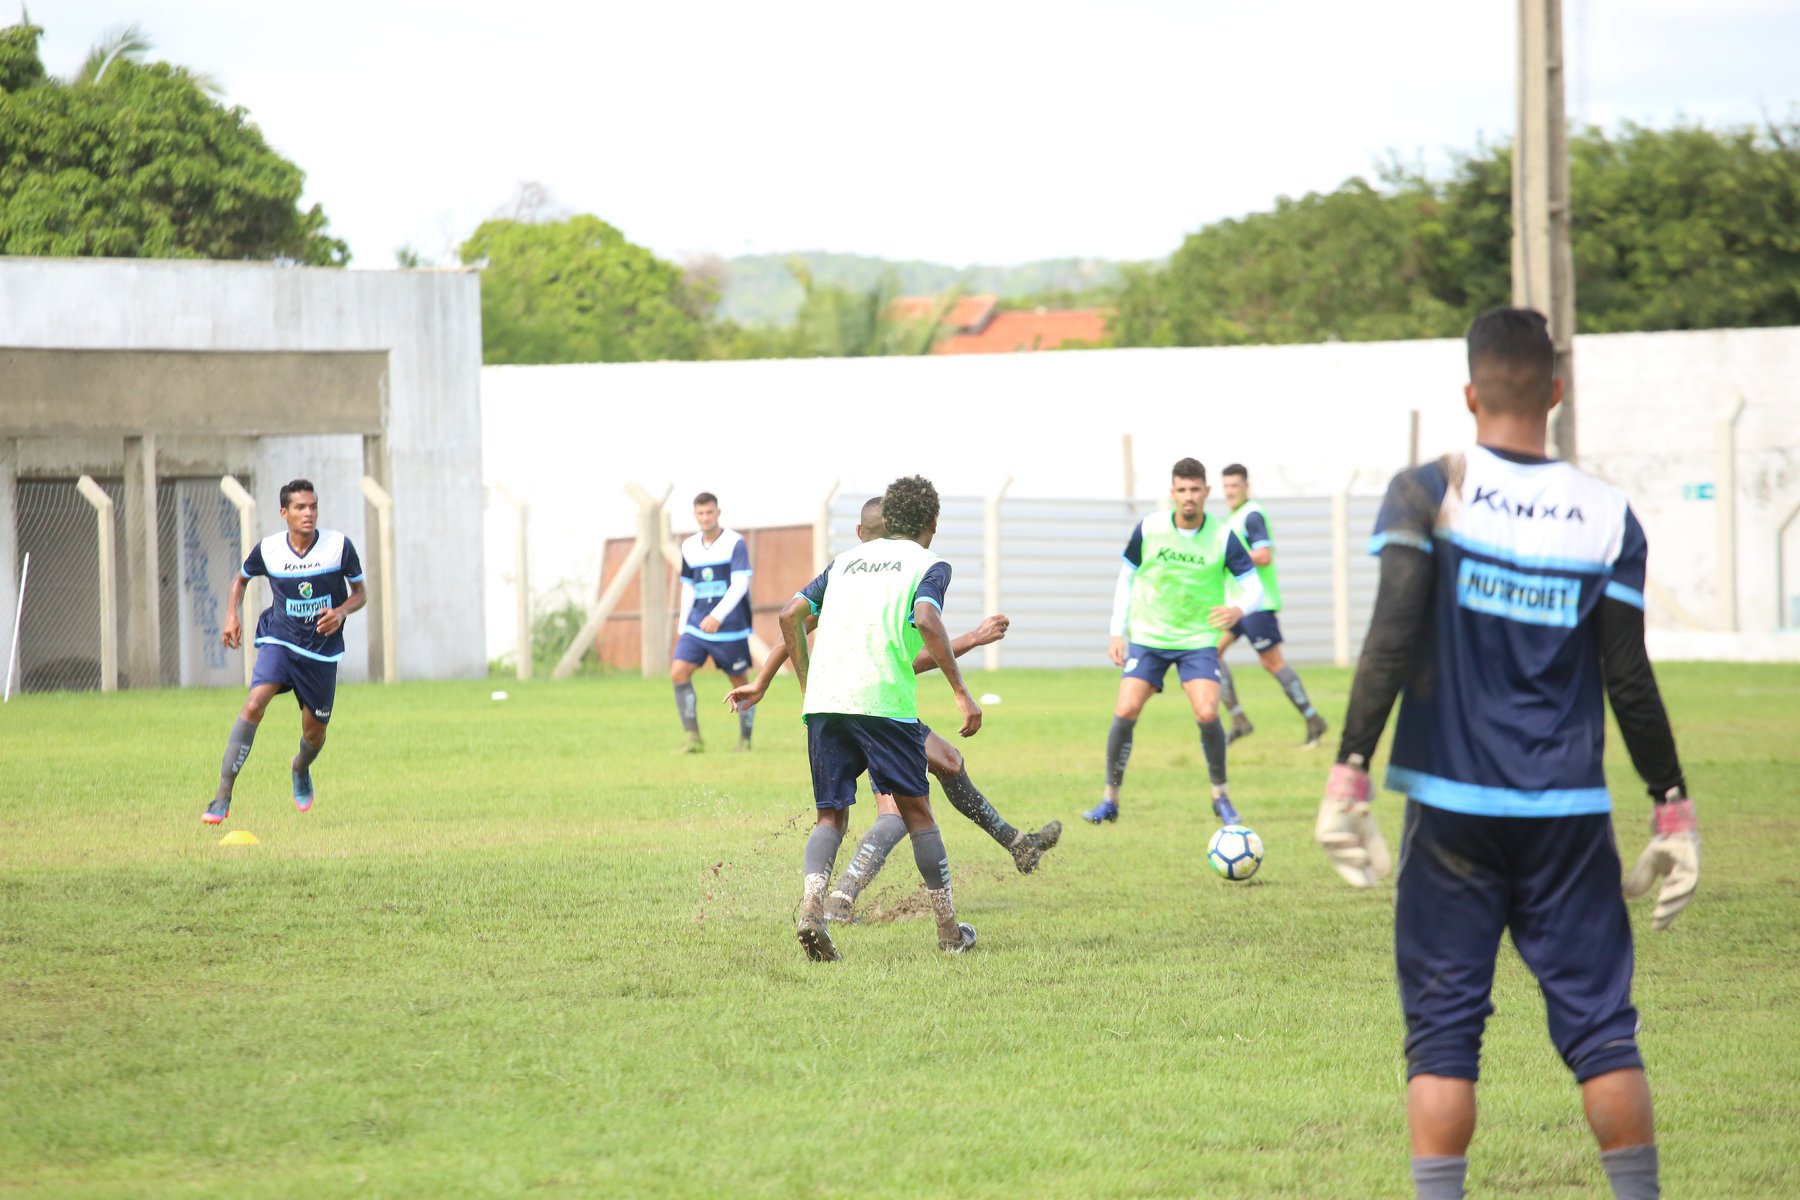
1315;758;1392;889
1624;793;1699;932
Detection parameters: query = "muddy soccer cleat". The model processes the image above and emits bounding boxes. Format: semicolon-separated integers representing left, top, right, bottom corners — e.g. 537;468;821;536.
940;922;977;953
1302;713;1328;749
1227;715;1255;745
1082;798;1119;824
797;914;842;962
1011;820;1063;873
202;797;231;825
823;889;856;925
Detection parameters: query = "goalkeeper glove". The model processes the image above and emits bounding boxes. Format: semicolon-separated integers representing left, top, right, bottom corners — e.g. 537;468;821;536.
1623;791;1698;932
1315;756;1392;889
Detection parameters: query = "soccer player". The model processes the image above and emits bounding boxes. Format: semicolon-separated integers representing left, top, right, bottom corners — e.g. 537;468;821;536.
1214;463;1328;748
1315;308;1699;1200
204;479;366;824
724;497;1061;919
1086;457;1265;827
779;475;982;962
671;492;755;752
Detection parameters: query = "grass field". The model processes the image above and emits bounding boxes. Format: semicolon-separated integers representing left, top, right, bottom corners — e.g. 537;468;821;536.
2;663;1797;1198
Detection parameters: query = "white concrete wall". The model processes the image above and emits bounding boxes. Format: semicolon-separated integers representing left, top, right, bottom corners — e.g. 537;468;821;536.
0;257;485;681
481;328;1800;661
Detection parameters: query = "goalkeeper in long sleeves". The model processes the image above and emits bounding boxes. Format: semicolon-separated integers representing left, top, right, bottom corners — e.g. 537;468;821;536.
1317;308;1697;1200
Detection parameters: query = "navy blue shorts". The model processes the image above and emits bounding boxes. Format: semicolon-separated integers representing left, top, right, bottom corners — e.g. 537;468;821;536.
673;632;752;676
251;641;339;724
807;714;929;808
1227;611;1284;652
1121;643;1220;691
1394;800;1642;1083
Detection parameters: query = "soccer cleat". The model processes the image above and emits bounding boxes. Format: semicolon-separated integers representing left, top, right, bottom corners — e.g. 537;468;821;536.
1227;715;1255;745
1302;713;1329;749
823;890;856;924
291;763;315;813
202;797;230;825
682;734;704;754
1082;798;1119;824
1211;790;1241;825
1011;820;1063;873
735;737;752;753
797;915;841;962
939;922;977;954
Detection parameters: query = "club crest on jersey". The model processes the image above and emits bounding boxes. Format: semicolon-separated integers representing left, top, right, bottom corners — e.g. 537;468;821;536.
299;582;313;599
1472;486;1584;522
701;567;714;581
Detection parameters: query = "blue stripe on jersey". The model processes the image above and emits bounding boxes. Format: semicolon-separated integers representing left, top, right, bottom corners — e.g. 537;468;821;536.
1604;580;1646;610
915;595;943;612
1386;766;1613;818
682;625;752;642
1369;530;1433;555
253;635;345;663
1439;529;1611;574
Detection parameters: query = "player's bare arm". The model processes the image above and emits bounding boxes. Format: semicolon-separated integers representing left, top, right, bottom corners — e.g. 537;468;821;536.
316;579;367;637
912;613;1008;675
778;594;813;692
221;573;250;649
914;601;980;737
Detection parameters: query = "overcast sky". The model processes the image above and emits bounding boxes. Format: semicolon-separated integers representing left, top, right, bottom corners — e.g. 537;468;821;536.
28;0;1800;269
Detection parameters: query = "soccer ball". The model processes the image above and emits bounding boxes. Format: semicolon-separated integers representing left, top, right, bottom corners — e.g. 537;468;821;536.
1207;824;1264;882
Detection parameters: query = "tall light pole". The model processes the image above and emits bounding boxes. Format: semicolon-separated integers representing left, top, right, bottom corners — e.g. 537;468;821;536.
1513;0;1578;461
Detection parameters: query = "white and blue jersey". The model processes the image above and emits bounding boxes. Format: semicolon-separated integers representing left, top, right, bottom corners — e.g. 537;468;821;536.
242;529;363;663
1370;445;1648;817
679;529;753;641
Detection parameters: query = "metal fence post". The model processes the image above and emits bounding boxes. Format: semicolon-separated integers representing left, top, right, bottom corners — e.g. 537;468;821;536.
220;476;259;687
75;475;118;693
983;475;1014;672
359;476;398;683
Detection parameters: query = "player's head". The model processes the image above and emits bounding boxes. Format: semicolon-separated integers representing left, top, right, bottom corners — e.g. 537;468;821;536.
1169;457;1208;519
855;496;886;542
1464;307;1562;418
279;479;317;534
880;476;939;546
1221;463;1249;508
693;491;720;534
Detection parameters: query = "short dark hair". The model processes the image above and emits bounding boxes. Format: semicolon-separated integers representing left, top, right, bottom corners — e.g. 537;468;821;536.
279;479;316;508
859;496;885;525
1222;463;1248;481
693;492;719;508
1171;457;1206;483
1466;307;1555;414
880;475;939;539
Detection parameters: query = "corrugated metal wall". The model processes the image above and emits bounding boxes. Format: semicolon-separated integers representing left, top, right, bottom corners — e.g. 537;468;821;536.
828;493;1382;668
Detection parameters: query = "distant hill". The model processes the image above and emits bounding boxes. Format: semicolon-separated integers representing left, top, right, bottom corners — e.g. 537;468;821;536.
716;252;1135;327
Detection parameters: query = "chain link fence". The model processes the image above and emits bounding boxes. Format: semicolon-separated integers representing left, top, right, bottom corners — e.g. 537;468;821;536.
9;477;253;693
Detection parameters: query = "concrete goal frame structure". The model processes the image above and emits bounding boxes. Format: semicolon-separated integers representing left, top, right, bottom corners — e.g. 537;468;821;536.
0;256;486;689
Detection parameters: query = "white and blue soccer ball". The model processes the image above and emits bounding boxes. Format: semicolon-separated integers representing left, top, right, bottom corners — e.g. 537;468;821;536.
1207;824;1264;882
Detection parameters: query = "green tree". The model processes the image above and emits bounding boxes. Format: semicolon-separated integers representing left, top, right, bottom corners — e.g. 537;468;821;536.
1115;118;1800;346
0;20;347;263
460;214;714;364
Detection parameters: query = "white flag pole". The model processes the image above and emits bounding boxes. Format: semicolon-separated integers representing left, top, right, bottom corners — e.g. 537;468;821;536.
4;552;30;703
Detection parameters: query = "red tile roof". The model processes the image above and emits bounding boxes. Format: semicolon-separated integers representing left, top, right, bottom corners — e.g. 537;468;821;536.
933;309;1109;355
890;293;998;333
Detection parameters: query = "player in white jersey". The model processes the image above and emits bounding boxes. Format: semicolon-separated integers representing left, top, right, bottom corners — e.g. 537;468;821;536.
670;492;755;751
204;480;366;824
1317;309;1698;1200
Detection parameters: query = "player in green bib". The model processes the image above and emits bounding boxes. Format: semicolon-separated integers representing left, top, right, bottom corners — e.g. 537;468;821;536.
777;475;983;962
1085;457;1266;828
1215;464;1328;747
